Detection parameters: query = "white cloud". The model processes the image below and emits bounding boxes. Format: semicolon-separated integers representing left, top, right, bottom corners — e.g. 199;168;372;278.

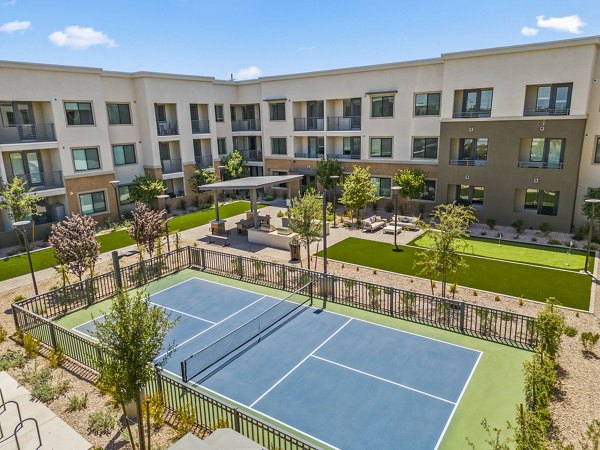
521;26;539;36
536;15;586;34
232;66;262;80
0;20;30;33
48;25;117;49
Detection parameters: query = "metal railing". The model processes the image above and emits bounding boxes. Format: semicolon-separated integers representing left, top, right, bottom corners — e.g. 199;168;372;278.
326;153;361;160
518;161;563;169
195;154;213;169
293;118;324;131
452;110;492;119
449;159;487;167
240;150;263;161
523;108;570;117
327;116;361;131
231;119;261;132
0;123;56;144
7;170;64;189
156;120;179;136
294;152;321;159
191;119;210;134
160;158;183;173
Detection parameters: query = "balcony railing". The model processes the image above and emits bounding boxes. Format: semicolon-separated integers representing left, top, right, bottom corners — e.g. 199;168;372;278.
294;152;321;159
452;110;491;119
327;116;361;131
518;161;563;169
523;108;570;117
0;124;56;144
293;118;324;131
326;153;361;160
240;150;263;161
449;159;487;166
231;119;261;132
195;154;213;169
161;158;182;174
7;171;63;189
191;119;210;134
157;121;179;136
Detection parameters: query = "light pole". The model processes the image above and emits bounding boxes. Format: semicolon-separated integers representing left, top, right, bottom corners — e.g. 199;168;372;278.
109;180;121;221
584;198;600;273
316;193;328;275
391;186;403;251
157;194;171;252
330;175;339;228
13;220;38;295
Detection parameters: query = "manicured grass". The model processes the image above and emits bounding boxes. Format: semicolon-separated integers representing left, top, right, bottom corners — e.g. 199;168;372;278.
319;237;591;310
412;233;592;271
0;201;255;283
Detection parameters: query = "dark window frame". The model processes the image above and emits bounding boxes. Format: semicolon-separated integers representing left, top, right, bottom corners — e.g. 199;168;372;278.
535;83;572;113
371;95;394;118
421;179;436;201
72;147;101;172
412;137;438;159
64;101;94;126
271;137;287;155
456;185;485;206
79;191;107;215
414;92;441;116
461;89;493;114
529;138;565;165
269;102;286;121
107;103;132;125
371;177;392;198
524;189;559;216
215;104;224;122
217;138;227;155
370;137;393;158
117;184;133;205
458;138;488;161
112;143;136;166
595;137;600;164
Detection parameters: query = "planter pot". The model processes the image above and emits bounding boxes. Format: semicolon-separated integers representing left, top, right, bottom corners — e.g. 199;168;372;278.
289;242;301;261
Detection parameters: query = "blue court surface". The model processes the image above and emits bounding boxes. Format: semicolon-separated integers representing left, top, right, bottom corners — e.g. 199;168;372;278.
75;277;482;450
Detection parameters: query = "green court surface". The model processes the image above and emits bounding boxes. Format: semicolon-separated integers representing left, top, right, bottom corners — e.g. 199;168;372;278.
57;269;529;450
319;238;592;310
411;233;592;271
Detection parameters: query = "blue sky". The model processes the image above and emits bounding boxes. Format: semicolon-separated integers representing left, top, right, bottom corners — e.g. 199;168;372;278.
0;1;598;79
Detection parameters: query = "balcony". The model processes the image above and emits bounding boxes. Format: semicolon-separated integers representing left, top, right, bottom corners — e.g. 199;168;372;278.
523;108;570;117
240;150;263;162
195;154;213;169
326;153;361;160
294;118;324;132
518;161;563;169
6;170;63;190
452;110;491;119
294;152;321;159
157;121;178;136
161;158;182;174
191;120;210;134
0;124;56;144
231;119;261;132
449;159;487;167
327;116;361;131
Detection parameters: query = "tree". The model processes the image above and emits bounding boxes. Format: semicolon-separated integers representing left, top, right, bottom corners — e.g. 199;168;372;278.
49;214;100;282
414;203;476;297
287;188;322;268
221;149;246;180
92;289;176;450
316;159;343;191
339;166;381;223
129;175;167;206
393;168;427;216
189;168;216;193
128;202;165;258
0;177;40;242
535;298;565;361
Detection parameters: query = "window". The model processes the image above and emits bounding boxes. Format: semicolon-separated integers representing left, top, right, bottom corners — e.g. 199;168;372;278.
269;103;286;121
343;137;361;158
456;185;485;206
112;144;136;165
456;138;488;164
72;148;100;171
65;102;94;125
215;104;224;122
371;177;391;197
271;137;287;155
155;104;166;122
233;136;257;151
107;103;131;125
217;138;227;155
412;138;438;159
272;170;288;188
524;189;559;216
421;180;436;201
528;138;564;168
118;185;133;205
535;84;572;114
371;96;394;118
595;138;600;164
458;89;493;117
370;138;392;157
415;93;441;116
308;137;325;156
79;191;106;215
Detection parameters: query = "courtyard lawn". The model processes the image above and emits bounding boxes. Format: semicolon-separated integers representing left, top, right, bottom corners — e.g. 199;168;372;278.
412;233;592;272
0;201;255;282
319;237;592;310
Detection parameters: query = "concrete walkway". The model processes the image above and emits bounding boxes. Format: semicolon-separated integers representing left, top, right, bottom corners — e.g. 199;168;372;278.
0;371;90;450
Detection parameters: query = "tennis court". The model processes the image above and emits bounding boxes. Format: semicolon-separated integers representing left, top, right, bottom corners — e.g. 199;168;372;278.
74;276;482;450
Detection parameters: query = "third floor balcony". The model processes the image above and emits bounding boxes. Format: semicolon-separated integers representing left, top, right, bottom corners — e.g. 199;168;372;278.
0;123;56;144
294;117;324;132
232;119;261;132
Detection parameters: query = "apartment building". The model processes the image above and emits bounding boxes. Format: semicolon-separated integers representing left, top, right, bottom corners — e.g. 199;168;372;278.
1;36;599;235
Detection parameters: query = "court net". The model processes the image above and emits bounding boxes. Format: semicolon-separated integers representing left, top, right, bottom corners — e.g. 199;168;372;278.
181;282;313;382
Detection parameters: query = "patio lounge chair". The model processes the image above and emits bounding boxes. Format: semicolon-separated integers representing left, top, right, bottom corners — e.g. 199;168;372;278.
362;215;386;232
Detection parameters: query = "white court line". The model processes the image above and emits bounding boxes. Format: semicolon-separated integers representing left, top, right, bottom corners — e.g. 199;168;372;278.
434;350;483;450
154;295;270;361
189;275;291;300
249;318;353;408
311;355;455;405
149;302;216;324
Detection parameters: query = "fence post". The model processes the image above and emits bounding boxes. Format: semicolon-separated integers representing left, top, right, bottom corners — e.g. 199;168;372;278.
85;278;94;307
233;408;241;433
281;265;286;290
460;302;466;333
187;246;192;268
155;367;163;394
49;322;58;350
389;289;395;316
200;248;206;270
238;256;243;279
112;251;122;289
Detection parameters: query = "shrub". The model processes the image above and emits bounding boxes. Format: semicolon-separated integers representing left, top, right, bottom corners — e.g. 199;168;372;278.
277;210;284;218
177;198;188;211
0;350;27;370
450;283;457;294
23;334;40;359
31;378;70;403
539;223;552;235
486;218;496;230
564;326;578;338
66;393;88;412
145;391;165;429
214;417;229;430
581;332;600;354
480;231;487;236
49;347;66;369
385;202;393;213
13;294;26;302
0;324;7;342
88;408;117;435
511;219;525;234
531;237;537;242
519;297;525;306
494;295;501;302
372;269;377;275
547;238;561;245
472;290;478;296
572;223;588;241
191;196;200;208
174;403;196;437
535;298;565;361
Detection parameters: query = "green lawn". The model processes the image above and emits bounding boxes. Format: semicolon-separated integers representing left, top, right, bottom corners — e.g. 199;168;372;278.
319;237;591;310
0;201;255;283
412;233;592;271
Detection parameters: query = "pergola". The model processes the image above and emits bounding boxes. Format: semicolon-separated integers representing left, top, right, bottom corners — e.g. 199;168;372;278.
195;175;303;230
